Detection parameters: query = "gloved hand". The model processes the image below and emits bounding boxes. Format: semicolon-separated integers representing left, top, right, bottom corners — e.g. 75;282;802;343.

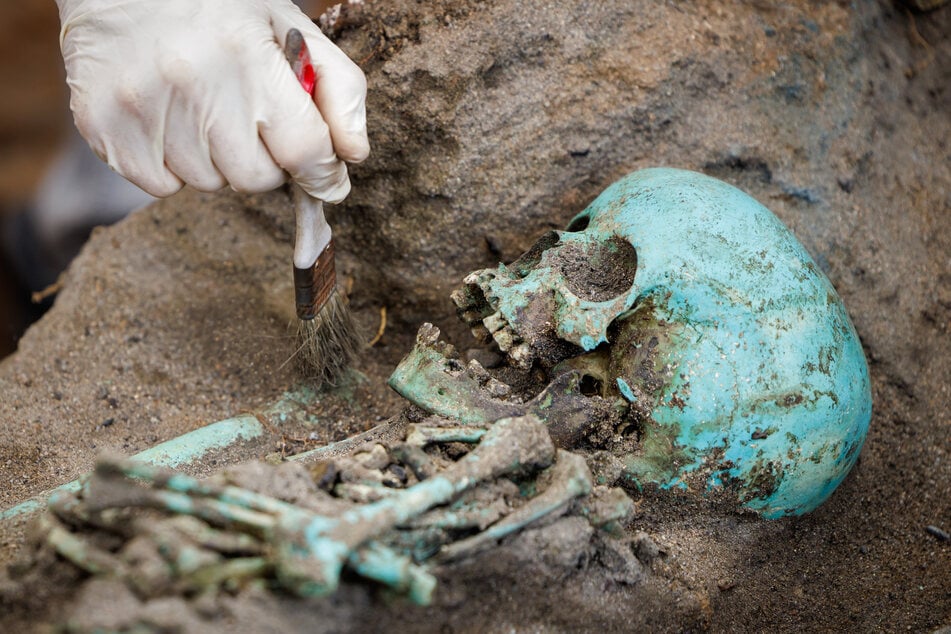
55;0;369;202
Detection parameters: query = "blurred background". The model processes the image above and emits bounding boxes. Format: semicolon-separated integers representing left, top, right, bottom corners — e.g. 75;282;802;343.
0;1;66;360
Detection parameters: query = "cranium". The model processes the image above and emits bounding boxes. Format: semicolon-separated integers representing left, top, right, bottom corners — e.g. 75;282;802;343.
392;168;872;518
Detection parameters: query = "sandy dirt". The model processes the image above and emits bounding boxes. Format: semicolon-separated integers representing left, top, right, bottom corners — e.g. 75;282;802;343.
0;0;949;631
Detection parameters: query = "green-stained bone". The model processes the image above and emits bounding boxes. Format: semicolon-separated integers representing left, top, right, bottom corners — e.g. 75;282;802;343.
347;542;437;605
408;499;506;531
40;513;126;577
388;324;523;424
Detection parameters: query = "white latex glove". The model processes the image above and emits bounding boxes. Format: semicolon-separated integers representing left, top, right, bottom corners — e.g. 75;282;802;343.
56;0;369;202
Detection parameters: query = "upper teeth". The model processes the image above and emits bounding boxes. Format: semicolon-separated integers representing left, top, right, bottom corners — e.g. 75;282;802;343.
452;276;534;370
482;312;507;334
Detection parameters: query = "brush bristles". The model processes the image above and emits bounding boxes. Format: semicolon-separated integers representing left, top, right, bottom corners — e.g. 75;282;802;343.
295;291;363;385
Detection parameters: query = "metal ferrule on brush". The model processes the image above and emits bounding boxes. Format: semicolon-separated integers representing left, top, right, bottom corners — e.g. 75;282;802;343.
292;185;334;319
294;241;336;320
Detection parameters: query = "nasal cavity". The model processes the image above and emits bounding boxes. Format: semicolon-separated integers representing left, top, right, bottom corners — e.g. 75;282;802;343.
559;237;637;302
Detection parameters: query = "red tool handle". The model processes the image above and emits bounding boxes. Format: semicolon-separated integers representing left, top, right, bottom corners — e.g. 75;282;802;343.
284;28;316;95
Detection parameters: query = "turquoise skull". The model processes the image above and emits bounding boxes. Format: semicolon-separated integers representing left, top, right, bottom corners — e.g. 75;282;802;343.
450;168;872;518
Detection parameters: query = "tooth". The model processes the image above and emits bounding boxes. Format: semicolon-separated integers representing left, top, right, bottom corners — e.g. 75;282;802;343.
460;309;488;326
463;270;494;285
492;325;515;352
417;323;441;346
485;378;511;398
469;324;491;344
449;288;468;309
466;358;490;382
483;312;506;334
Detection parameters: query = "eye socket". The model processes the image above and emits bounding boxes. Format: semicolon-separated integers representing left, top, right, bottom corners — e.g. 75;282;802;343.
559;237;637;302
507;231;560;278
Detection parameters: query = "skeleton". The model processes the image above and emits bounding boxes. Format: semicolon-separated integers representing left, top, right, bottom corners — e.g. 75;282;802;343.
24;168;870;613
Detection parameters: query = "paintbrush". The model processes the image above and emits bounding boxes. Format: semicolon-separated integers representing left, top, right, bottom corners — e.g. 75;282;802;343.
285;28;361;384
